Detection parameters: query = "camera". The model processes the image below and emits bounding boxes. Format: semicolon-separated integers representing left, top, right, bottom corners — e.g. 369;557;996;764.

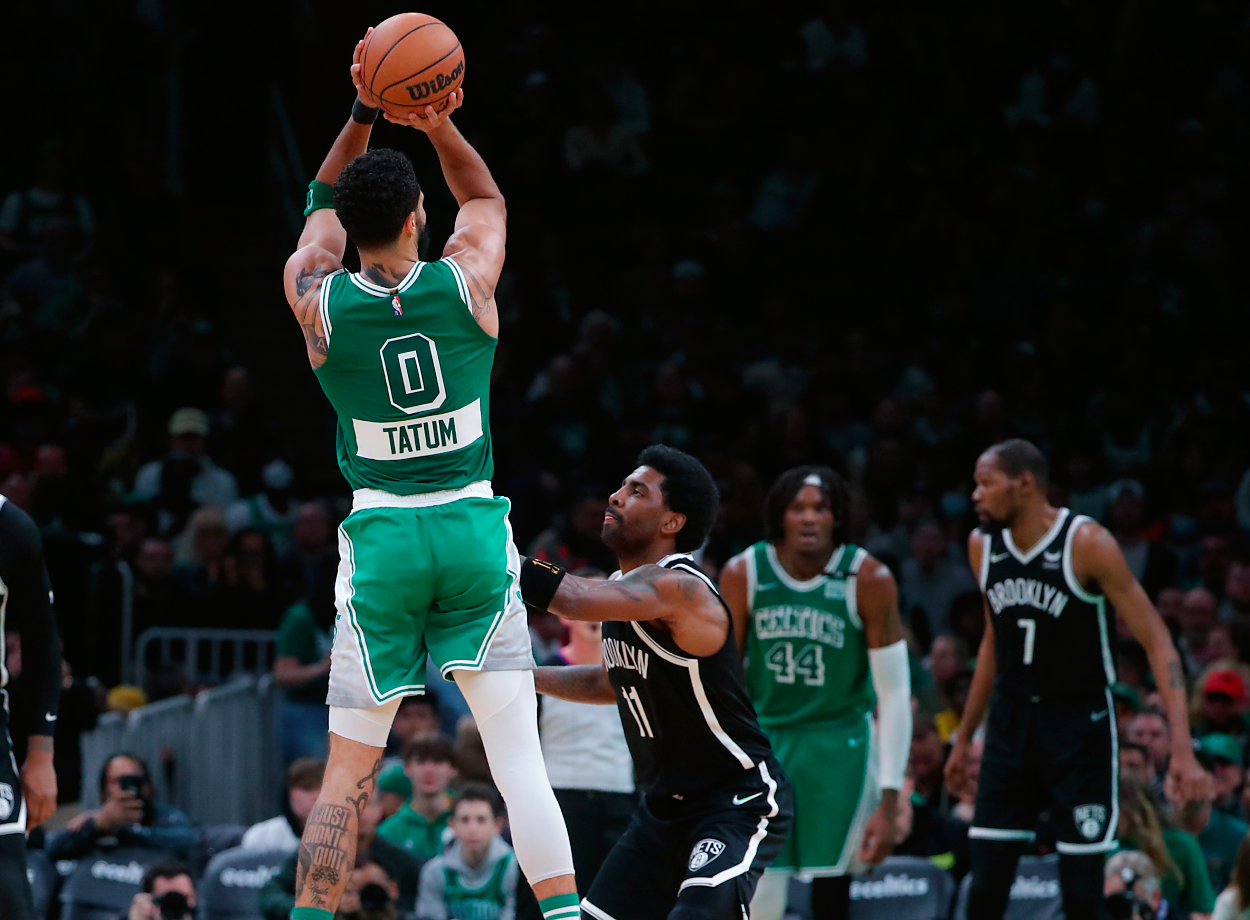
1105;868;1155;920
359;883;392;912
155;891;192;920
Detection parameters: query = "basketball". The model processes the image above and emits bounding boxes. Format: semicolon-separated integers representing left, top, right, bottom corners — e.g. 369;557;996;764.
360;13;465;118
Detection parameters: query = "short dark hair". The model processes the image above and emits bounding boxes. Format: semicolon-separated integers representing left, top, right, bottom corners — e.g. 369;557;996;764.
99;751;151;800
143;860;192;893
454;781;504;819
403;735;456;766
763;466;850;545
334;149;421;249
287;757;326;791
636;445;719;553
987;438;1050;491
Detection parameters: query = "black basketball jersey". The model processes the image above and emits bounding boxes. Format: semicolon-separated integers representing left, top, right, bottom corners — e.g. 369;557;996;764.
602;554;775;799
979;508;1115;700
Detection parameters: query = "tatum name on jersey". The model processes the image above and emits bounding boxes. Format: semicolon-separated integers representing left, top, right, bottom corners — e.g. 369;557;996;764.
312;258;495;495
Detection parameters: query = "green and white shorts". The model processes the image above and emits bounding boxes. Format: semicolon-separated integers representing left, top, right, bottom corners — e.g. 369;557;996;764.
765;711;880;877
326;482;534;710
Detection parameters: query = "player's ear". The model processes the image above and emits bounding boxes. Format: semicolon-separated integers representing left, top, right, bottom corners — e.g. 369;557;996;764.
662;511;687;538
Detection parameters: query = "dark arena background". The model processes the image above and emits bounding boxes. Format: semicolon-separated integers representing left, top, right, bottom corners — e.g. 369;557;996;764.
0;1;1248;919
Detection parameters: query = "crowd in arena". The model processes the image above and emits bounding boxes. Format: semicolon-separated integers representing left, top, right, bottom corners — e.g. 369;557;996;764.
1;0;1249;918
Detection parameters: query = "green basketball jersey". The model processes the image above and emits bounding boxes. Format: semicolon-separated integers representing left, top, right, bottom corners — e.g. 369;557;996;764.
744;542;875;726
442;851;514;920
312;258;495;495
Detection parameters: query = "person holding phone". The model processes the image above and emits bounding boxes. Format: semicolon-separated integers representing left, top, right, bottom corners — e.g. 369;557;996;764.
126;862;197;920
48;753;197;860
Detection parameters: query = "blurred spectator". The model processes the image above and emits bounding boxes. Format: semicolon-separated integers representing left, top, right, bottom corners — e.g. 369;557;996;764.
415;784;518;920
376;765;414;822
1200;735;1248;822
209;366;270;496
130;537;189;638
172;506;229;602
386;690;444;760
1113;683;1145;728
899;521;977;640
1121;741;1155;785
1222;562;1250;622
50;752;196;860
1109;480;1177;601
338;860;402;920
562;87;647;175
225;458;301;557
133;408;238;534
1128;709;1174;784
1117;778;1215;918
1195;671;1250;750
1103;850;1166;920
126;861;196;920
1212;837;1250;920
1180;589;1221;676
273;567;335;765
539;616;635;895
0;139;93;254
1175;746;1249;894
378;737;457;859
217;526;284;628
528;493;617;575
277;501;337;603
240;756;325;853
909;719;946;801
259;793;422;920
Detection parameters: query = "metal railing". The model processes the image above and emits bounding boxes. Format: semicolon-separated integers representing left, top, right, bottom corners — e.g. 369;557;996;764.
134;628;278;690
79;676;285;825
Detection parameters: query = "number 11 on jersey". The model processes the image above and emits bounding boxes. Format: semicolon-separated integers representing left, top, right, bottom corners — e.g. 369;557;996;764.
621;685;654;737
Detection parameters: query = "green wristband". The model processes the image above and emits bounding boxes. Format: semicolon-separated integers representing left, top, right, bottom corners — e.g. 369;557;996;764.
304;180;334;217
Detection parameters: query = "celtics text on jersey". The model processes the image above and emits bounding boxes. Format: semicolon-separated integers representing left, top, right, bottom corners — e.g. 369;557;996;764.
312;258;496;495
744;542;875;726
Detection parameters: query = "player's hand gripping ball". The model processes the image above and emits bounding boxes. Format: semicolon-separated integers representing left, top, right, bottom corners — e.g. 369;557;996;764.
353;13;465;121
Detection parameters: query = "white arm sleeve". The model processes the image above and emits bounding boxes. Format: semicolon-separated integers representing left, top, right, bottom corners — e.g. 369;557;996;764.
868;639;912;791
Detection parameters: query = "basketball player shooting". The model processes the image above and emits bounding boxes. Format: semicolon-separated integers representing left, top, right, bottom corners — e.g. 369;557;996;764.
519;446;794;920
282;31;576;920
944;439;1207;920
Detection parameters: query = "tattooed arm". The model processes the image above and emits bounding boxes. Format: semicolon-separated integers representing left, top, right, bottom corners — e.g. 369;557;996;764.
1073;520;1205;802
534;664;616;704
427;122;506;337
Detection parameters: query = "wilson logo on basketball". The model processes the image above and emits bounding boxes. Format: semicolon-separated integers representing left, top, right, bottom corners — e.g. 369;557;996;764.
406;61;465;102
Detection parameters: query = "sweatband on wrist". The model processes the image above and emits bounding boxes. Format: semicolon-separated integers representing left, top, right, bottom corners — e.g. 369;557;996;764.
352;98;380;124
519;557;567;612
868;639;912;790
304;180;334;217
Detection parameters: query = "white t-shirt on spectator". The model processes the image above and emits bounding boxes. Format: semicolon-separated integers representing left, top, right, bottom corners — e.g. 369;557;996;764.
240;815;300;853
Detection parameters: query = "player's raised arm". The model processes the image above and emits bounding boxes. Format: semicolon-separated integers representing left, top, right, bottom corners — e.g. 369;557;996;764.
945;531;998;794
1072;520;1206;803
718;551;752;655
386;92;505;337
521;559;722;625
282;30;379;366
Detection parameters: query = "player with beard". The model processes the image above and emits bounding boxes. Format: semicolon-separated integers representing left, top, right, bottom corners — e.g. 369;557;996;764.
719;467;911;920
286;35;576;920
519;446;794;920
944;439;1206;920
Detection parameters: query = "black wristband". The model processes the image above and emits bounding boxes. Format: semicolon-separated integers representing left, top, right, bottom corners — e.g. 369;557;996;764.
519;557;567;612
352;98;380;124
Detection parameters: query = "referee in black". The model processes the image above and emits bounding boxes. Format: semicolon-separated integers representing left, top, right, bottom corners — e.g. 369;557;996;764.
944;441;1206;920
0;494;62;919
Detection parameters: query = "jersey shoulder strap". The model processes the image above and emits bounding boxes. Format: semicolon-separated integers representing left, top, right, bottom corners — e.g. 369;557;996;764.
830;544;868;577
1061;511;1104;603
317;267;347;352
743;542;766;614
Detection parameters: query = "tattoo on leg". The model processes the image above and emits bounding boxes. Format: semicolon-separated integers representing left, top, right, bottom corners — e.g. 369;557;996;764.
294;802;354;907
347;756;383;816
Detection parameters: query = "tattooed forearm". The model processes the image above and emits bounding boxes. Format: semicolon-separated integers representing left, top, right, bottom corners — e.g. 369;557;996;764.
535;665;615;704
294;802;353;905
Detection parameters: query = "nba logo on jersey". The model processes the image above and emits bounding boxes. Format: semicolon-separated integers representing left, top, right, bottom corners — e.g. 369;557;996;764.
689;839;726;871
0;783;12;821
1073;804;1106;840
391;295;403;316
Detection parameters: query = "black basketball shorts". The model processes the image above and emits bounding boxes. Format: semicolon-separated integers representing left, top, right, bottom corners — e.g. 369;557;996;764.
582;761;793;920
970;688;1118;855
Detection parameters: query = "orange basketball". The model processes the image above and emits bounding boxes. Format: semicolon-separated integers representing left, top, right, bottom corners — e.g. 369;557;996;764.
360;13;465;118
